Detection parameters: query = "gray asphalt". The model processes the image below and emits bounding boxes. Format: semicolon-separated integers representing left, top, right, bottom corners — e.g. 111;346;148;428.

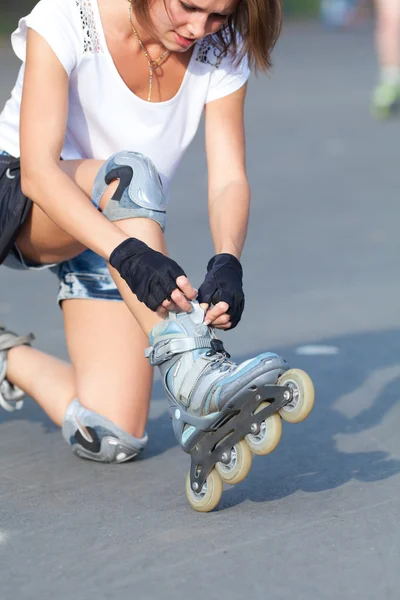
1;20;399;600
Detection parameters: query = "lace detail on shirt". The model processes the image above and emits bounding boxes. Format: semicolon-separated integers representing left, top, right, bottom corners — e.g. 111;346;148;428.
75;0;104;54
195;39;226;68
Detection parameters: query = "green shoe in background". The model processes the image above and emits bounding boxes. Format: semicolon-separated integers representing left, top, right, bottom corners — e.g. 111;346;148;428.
372;82;400;119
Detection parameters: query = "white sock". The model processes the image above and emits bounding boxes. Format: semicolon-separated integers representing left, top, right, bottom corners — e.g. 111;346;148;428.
381;66;400;86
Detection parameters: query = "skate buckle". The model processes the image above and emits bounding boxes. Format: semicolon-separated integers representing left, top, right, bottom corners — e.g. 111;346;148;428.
206;339;231;359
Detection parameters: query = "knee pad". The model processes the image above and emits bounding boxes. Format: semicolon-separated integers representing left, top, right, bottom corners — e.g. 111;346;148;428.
92;151;167;232
62;399;148;463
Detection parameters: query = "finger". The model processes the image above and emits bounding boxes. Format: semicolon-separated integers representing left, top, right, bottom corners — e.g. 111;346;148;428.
204;301;230;325
176;276;198;300
208;313;231;328
162;298;179;312
199;302;210;313
170;287;193;313
206;305;229;320
214;321;232;330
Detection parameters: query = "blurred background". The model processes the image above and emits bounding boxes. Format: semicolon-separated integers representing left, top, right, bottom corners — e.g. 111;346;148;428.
1;2;399;600
0;0;375;34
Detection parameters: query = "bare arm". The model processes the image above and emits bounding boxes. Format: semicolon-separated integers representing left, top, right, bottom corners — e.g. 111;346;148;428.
204;83;250;260
199;84;249;328
20;29;128;259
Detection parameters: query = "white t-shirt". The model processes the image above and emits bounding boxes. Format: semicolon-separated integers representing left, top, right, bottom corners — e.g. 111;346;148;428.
0;0;250;196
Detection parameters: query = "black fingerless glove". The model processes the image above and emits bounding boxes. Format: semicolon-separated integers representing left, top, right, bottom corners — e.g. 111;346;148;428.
197;253;245;329
109;238;186;311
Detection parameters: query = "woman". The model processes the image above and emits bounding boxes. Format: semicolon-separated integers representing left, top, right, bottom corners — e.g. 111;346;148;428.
0;0;309;509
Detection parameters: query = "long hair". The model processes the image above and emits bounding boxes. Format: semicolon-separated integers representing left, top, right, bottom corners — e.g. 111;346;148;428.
222;0;282;72
132;0;283;72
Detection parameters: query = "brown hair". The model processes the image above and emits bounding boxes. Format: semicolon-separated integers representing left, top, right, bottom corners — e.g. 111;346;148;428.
224;0;283;72
132;0;283;73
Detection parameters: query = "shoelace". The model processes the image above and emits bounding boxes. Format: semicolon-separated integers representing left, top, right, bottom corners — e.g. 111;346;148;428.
204;338;235;373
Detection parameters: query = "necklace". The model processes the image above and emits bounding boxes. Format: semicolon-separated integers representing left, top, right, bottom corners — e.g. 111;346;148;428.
128;0;170;102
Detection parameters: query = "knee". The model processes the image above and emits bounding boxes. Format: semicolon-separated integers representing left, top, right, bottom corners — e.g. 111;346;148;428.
92;151;167;232
62;398;148;463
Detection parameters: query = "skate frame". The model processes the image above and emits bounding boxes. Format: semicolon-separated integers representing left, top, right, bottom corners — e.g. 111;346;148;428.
188;385;293;492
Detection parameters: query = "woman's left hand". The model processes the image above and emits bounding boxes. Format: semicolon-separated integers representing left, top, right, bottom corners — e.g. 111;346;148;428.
197;253;245;329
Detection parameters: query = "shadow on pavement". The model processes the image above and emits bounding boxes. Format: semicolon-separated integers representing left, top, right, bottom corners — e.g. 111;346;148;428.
1;327;400;506
221;327;400;509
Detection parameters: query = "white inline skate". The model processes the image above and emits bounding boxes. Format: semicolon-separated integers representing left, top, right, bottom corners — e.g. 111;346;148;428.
146;302;315;512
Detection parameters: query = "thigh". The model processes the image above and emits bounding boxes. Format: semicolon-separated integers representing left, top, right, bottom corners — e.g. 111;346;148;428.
16;159;107;264
62;297;153;438
16;201;85;264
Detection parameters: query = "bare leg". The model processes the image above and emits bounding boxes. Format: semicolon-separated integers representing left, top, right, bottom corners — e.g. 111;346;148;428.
5;282;154;437
5;158;169;428
372;0;400;116
62;298;152;438
375;0;400;70
16;158;165;335
57;159;169;334
15;160;105;265
6;345;75;426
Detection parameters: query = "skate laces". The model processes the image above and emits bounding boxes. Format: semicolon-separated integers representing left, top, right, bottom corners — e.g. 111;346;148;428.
205;338;236;374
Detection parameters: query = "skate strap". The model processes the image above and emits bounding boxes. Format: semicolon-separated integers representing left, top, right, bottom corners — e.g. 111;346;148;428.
0;329;34;352
145;336;211;366
177;354;211;406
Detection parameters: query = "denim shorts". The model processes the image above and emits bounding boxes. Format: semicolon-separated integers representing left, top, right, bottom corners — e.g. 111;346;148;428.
0;149;122;305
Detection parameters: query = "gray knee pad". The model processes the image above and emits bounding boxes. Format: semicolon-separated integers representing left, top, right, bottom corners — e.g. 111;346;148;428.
92;151;167;231
62;399;148;463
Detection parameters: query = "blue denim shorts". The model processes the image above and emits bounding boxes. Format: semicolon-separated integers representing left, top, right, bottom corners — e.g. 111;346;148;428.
0;149;122;304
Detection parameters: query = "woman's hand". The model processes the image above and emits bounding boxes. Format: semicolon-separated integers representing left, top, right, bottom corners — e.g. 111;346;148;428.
197;254;245;329
109;238;197;314
199;301;232;330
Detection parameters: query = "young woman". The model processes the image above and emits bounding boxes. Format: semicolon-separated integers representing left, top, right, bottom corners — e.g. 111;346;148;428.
0;0;314;510
372;0;400;117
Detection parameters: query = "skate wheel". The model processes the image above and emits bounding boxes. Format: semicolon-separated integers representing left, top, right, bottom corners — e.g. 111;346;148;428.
215;439;252;485
278;369;315;424
245;402;282;456
185;469;223;513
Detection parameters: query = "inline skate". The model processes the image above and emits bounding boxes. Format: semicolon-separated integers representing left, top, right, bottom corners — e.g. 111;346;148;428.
146;301;315;512
0;324;34;412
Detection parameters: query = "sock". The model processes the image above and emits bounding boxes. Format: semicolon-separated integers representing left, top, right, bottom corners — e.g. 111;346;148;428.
381;66;400;86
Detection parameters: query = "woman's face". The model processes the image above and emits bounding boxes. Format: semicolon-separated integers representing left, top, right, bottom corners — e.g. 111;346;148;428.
149;0;239;51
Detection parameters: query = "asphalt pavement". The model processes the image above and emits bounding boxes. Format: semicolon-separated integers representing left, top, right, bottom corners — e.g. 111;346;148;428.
0;20;399;600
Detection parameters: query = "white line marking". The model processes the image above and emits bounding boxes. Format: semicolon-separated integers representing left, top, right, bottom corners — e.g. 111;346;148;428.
0;530;9;545
295;345;339;356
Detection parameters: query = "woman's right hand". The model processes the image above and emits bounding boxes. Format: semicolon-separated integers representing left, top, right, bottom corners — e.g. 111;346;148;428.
109;237;197;315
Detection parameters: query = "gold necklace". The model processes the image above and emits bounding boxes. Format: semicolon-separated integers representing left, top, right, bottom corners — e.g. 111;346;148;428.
128;1;170;102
